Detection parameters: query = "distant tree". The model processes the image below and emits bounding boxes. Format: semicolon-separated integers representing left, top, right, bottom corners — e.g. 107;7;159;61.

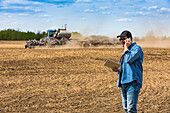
71;32;81;35
133;37;141;41
0;29;47;40
141;31;169;41
71;32;82;39
142;31;156;41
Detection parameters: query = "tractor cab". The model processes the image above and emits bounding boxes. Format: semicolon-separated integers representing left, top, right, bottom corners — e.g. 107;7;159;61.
48;30;56;37
45;28;71;41
45;30;57;39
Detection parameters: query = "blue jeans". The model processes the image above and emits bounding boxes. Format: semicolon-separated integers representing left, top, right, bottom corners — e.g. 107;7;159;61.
121;80;141;113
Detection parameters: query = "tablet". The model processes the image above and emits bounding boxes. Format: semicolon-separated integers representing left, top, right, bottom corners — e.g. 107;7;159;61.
104;59;120;68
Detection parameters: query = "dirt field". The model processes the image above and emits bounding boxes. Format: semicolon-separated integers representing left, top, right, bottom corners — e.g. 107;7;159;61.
0;41;170;113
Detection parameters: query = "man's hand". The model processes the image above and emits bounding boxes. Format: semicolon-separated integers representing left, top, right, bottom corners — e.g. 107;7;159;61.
124;39;132;50
111;67;119;72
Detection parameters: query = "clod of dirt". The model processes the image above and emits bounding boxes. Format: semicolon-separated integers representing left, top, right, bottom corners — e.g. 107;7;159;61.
66;83;70;86
9;68;15;70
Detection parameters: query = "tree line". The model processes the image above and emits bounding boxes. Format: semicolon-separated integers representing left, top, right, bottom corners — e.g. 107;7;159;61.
0;29;83;40
0;29;47;40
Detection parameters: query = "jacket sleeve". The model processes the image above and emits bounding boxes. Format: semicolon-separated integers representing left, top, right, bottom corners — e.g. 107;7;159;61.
126;47;142;64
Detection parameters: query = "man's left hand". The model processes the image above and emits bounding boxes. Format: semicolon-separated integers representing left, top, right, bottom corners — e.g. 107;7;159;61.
111;67;119;72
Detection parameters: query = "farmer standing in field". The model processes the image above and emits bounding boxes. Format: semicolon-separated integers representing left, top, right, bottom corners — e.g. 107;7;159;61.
112;30;144;113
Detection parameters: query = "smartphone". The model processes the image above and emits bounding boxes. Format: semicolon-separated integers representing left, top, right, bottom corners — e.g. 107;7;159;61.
123;38;132;44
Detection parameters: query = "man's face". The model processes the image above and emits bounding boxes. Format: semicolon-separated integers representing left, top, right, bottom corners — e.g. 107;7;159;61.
119;36;128;47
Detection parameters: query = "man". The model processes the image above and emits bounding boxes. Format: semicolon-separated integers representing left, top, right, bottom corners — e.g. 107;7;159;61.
112;30;144;113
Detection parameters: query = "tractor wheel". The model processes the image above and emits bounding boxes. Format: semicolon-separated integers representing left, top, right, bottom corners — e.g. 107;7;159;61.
25;45;28;49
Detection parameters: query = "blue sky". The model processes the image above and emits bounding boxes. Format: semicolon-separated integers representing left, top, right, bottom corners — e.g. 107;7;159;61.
0;0;170;38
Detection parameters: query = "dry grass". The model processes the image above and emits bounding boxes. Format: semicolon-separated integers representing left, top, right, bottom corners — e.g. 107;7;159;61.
0;41;170;112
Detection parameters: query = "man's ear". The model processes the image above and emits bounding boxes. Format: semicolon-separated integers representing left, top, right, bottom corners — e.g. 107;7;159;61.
129;37;132;42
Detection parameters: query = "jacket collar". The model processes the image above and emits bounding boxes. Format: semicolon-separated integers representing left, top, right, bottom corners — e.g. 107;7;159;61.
129;42;136;50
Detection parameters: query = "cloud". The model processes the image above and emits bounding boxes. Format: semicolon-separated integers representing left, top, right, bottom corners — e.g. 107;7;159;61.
12;21;18;25
81;17;86;20
0;0;43;14
148;6;158;10
0;8;21;13
101;11;111;15
1;0;27;4
76;0;92;2
0;7;41;14
31;1;43;5
0;0;42;7
125;11;150;15
84;8;98;13
43;14;49;17
116;18;132;22
28;0;76;6
156;7;170;17
0;0;75;14
84;6;111;14
84;7;111;14
142;6;158;10
99;6;109;10
18;13;29;16
135;11;150;15
3;13;12;18
159;7;170;12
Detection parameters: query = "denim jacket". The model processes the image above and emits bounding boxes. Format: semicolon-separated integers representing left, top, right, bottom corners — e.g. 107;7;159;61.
116;42;144;88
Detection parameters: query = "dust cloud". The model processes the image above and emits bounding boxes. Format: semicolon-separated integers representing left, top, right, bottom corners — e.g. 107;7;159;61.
136;31;170;48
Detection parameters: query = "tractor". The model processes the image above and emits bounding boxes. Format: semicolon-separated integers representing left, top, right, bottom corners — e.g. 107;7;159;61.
25;27;71;48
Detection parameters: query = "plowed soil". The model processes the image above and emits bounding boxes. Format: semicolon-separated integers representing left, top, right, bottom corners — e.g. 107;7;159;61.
0;41;170;113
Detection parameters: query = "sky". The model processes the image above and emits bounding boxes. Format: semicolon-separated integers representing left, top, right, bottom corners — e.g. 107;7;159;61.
0;0;170;38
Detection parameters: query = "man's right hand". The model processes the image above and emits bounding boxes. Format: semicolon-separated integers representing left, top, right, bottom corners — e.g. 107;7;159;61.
111;67;119;72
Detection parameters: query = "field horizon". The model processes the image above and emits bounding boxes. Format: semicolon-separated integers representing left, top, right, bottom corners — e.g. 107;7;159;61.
0;39;170;49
